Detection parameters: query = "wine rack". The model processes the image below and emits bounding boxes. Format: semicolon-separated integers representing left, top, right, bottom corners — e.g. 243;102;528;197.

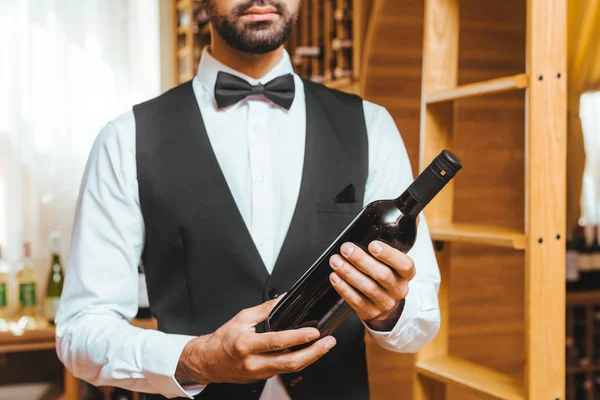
287;0;370;93
174;0;210;84
171;0;372;94
567;292;600;400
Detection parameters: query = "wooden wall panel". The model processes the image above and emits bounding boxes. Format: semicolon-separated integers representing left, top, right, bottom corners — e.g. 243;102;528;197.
361;0;527;399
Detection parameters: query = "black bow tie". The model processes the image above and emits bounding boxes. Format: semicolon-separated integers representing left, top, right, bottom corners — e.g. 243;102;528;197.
214;71;295;110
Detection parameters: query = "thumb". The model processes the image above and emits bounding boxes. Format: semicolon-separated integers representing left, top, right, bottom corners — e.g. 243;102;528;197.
234;295;285;327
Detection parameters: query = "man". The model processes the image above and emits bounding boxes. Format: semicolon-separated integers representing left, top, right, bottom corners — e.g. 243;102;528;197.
55;0;441;398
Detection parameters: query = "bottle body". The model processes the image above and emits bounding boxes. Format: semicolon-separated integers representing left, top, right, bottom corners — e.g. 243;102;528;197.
45;233;64;325
17;242;37;329
268;200;417;336
0;247;10;330
268;149;462;337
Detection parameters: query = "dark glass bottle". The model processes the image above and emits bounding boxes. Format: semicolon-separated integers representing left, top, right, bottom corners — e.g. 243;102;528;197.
268;150;462;336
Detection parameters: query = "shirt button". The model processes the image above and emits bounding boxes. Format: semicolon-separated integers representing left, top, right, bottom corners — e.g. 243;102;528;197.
268;288;279;299
257;174;264;183
258;236;266;246
253;124;260;131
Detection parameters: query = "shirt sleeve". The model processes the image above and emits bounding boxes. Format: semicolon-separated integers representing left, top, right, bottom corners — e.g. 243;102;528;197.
55;114;205;398
361;100;441;353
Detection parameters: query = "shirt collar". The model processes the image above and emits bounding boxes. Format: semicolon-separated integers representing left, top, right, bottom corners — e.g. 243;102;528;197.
196;46;295;95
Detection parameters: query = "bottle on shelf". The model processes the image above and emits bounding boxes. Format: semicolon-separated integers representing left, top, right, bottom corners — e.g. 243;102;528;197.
333;8;352;21
16;242;37;329
294;46;321;57
0;245;10;331
333;67;353;79
576;225;593;291
566;231;580;291
566;335;578;367
45;232;64;325
591;225;600;272
331;38;353;51
268;150;462;337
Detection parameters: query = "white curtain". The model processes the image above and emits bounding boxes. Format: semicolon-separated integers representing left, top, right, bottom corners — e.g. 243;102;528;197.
580;91;600;225
0;1;161;279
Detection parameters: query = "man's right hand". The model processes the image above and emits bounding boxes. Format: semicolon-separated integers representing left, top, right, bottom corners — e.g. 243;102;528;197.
174;297;336;386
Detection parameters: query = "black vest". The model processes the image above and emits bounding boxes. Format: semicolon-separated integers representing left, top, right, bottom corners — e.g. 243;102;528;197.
133;79;370;399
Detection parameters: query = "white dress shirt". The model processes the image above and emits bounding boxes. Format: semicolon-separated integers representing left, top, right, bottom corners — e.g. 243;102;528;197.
55;47;441;399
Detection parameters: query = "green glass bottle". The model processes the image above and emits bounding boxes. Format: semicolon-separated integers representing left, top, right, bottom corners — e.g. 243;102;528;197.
45;232;64;325
0;245;11;331
17;242;37;329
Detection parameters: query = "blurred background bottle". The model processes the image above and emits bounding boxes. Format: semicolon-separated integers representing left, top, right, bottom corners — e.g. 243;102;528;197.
16;242;37;329
45;232;64;325
0;245;10;331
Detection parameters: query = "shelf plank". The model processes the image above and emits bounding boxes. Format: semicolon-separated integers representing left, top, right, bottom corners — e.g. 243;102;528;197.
429;222;526;249
0;321;55;353
566;291;600;305
425;73;528;104
416;355;525;400
0;318;156;354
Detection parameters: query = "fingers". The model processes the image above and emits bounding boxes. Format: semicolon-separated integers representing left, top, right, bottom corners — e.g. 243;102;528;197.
234;297;283;328
329;254;397;311
329;272;383;321
366;241;416;281
264;336;337;374
232;329;321;356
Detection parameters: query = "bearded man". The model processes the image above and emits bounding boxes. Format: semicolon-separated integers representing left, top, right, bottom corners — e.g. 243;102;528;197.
56;1;441;398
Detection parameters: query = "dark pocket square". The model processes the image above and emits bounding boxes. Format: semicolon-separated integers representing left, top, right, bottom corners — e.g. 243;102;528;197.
333;183;356;203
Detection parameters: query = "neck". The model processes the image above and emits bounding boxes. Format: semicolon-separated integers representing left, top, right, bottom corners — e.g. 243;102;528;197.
209;29;284;79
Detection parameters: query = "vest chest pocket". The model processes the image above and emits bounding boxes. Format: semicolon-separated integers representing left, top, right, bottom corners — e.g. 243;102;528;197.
316;201;364;215
316;202;364;244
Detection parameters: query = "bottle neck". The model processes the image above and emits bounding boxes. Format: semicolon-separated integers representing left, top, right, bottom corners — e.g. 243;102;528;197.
51;254;61;264
394;191;426;218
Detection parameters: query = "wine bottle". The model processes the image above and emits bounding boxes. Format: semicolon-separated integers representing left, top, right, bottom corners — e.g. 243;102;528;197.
0;245;10;331
566;233;580;291
268;150;462;336
333;67;352;79
332;38;353;51
16;242;37;329
294;46;321;57
577;225;594;290
45;232;64;325
333;8;352;21
591;226;600;272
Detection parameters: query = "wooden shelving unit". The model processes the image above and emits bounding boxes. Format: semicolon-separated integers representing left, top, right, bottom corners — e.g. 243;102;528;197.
413;0;567;399
172;0;210;85
0;318;157;400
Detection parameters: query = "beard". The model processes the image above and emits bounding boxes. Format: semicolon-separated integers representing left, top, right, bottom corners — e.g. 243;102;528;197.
202;0;298;54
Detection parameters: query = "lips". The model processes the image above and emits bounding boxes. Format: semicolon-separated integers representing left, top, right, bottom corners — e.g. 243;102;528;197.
241;5;279;21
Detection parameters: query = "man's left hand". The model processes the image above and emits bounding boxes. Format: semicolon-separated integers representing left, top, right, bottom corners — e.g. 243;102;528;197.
328;240;416;332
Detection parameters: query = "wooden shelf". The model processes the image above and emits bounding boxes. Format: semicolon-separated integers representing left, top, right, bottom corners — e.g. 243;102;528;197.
416;355;525;400
566;365;600;373
0;324;55;353
429;223;526;249
425;74;528;104
0;318;157;354
566;291;600;306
